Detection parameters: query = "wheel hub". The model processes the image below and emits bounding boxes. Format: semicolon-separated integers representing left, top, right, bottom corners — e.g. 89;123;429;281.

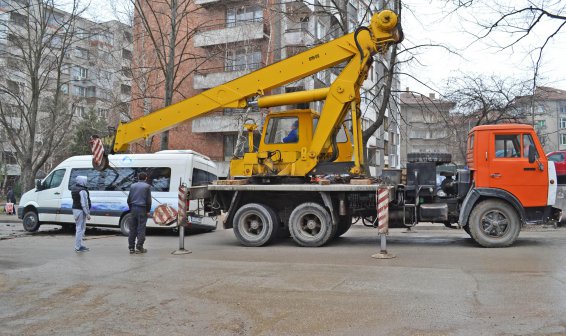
306;219;318;230
250;219;260;231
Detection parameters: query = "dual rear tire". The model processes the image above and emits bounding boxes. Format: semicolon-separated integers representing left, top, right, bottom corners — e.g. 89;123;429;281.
233;202;338;247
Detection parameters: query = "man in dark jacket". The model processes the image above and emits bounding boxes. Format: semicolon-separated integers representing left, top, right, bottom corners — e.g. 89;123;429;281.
127;172;152;254
71;176;91;252
6;187;16;204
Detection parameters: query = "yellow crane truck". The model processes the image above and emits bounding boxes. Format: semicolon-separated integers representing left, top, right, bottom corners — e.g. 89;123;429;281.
96;10;561;248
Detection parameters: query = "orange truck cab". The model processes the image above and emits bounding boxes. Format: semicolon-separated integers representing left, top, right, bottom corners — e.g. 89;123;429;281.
458;124;561;246
388;123;561;248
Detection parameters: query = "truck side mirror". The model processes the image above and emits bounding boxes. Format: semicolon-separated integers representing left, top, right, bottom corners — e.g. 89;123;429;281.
528;144;536;164
35;179;43;191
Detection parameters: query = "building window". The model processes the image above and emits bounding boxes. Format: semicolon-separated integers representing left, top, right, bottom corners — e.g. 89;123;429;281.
74;47;89;59
72;66;88;80
561;134;566;146
226;6;263;27
225;47;261;71
97;108;108;118
74;105;86;117
6;80;21;95
123;31;132;43
74;86;86;97
389;154;397;167
121;67;132;78
10;12;27;26
314;19;325;40
92;31;113;45
560;118;566;129
122;48;132;60
561;106;566;114
86;86;96;97
61;83;68;94
120;84;131;95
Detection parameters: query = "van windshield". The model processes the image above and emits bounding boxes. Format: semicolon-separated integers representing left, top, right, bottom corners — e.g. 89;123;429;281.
68;167;171;192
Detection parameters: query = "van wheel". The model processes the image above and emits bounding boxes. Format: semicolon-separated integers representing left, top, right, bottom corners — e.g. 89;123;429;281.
289;202;335;247
119;213;133;236
468;200;520;247
233;203;278;247
22;211;40;232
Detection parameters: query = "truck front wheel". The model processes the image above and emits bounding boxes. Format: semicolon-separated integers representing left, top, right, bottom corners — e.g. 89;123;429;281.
233;203;278;247
289;202;335;247
468;200;521;247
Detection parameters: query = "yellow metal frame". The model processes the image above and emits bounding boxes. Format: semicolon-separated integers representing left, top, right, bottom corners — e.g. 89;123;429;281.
112;10;400;177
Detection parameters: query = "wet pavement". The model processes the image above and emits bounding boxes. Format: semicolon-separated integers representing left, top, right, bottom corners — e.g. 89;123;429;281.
1;215;565;335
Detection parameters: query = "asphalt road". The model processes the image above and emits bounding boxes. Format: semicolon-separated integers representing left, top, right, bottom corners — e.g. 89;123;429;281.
1;216;565;336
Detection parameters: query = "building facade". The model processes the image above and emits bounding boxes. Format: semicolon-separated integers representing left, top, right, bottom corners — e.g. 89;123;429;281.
399;89;457;167
131;0;400;177
516;86;566;153
0;0;132;187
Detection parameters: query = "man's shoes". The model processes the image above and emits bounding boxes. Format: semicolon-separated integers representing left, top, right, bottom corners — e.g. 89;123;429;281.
129;248;135;254
135;247;147;254
75;246;89;253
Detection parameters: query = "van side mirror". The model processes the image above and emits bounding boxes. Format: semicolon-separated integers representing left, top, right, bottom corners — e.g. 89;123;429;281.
528;144;536;164
35;180;43;191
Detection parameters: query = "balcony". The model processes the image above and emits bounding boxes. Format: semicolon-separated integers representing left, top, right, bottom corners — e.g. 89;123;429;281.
284;28;315;46
194;64;261;90
192;112;263;133
194;20;266;47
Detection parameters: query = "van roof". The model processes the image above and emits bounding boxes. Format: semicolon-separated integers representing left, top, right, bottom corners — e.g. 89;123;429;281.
58;151;216;168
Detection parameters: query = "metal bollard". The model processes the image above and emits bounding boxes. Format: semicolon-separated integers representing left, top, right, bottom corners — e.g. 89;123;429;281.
372;187;396;259
172;183;192;255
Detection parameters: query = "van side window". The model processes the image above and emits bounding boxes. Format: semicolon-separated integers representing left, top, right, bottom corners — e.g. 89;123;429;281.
43;169;66;189
69;167;171;192
495;134;520;158
192;168;217;186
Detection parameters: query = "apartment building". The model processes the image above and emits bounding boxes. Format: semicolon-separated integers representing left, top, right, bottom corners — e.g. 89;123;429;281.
516;86;566;153
0;0;132;182
399;89;457;167
132;0;400;177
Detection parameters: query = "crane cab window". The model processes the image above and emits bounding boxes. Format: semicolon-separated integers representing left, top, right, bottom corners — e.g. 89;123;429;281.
495;134;520;158
264;117;299;144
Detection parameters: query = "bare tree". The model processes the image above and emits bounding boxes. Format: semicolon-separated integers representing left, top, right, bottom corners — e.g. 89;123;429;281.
443;74;532;159
131;0;208;150
0;0;86;191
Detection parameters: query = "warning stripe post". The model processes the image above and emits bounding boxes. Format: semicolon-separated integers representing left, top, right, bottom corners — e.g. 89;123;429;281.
372;186;396;259
172;183;191;255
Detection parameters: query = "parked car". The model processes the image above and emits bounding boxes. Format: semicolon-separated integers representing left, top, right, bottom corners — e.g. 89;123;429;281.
547;151;566;185
547;151;566;175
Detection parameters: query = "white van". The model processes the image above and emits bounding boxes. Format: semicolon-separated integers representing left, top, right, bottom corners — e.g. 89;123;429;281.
18;150;218;235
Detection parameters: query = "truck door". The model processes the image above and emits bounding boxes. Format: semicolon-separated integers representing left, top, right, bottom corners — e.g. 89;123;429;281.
489;132;547;207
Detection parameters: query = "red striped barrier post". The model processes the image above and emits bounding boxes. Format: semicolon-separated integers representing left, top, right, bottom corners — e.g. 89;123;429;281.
372;186;396;259
89;136;108;171
172;183;191;255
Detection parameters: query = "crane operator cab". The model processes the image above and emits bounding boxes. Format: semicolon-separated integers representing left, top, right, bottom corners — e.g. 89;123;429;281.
230;109;354;181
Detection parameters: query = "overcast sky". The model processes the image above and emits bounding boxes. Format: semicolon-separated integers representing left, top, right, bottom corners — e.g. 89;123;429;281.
401;0;565;95
84;0;565;96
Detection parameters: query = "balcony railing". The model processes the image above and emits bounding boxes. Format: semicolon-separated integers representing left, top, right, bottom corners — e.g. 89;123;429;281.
194;20;267;47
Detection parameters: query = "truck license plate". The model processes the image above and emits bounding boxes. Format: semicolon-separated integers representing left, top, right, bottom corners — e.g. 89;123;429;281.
188;216;202;224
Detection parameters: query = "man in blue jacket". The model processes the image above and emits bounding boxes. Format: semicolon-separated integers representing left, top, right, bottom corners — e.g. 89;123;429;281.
127;172;152;254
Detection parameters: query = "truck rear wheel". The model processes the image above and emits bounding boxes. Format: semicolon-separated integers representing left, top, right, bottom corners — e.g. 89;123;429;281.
233;203;278;247
468;200;521;247
289;202;335;247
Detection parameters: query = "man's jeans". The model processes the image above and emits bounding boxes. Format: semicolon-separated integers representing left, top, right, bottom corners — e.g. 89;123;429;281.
129;206;147;249
73;209;87;250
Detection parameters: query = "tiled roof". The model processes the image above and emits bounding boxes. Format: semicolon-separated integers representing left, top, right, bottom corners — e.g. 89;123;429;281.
399;92;455;107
